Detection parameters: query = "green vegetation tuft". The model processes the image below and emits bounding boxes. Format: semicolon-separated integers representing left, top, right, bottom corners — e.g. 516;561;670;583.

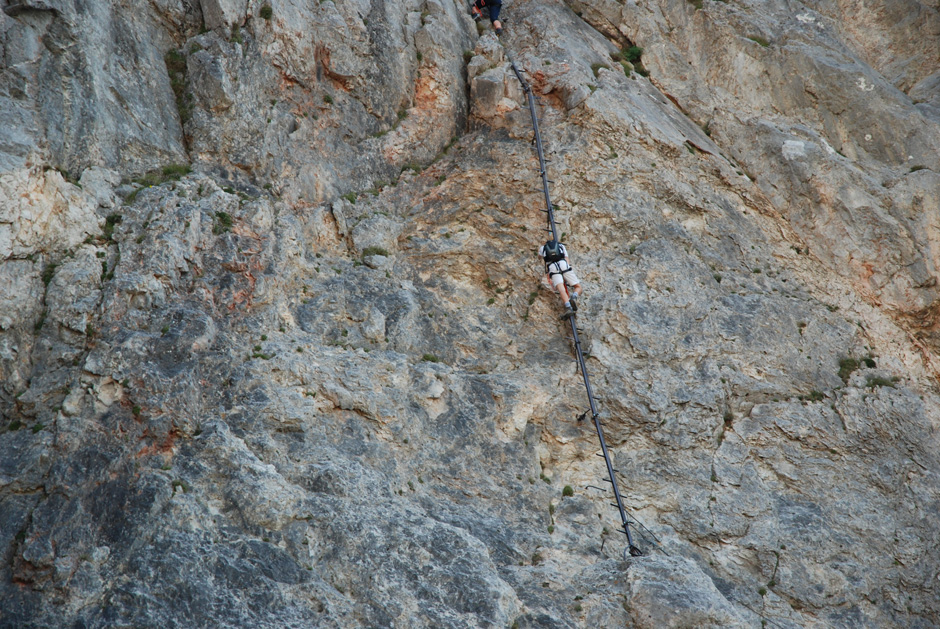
838;357;859;383
362;246;390;257
259;4;273;19
103;213;123;242
866;376;899;389
623;46;643;63
213;211;233;234
162;163;191;180
132;164;190;192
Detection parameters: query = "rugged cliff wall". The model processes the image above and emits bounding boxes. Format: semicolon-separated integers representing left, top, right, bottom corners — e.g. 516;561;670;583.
2;0;939;626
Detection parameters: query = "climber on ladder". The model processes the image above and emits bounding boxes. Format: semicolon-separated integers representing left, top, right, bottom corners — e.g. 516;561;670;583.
540;239;583;320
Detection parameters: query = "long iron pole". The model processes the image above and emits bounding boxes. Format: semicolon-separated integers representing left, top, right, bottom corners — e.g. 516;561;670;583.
568;317;641;556
510;61;557;242
509;57;641;558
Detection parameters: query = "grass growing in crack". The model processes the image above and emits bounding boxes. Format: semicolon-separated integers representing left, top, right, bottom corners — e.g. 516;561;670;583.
33;310;47;332
164;50;193;126
41;262;58;287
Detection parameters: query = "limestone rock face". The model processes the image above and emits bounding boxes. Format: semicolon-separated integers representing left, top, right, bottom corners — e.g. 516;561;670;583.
1;0;188;175
572;0;940;344
2;0;940;627
180;0;475;205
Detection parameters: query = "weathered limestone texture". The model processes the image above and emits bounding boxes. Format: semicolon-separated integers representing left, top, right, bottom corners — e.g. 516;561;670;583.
181;0;475;205
2;0;940;627
571;0;940;346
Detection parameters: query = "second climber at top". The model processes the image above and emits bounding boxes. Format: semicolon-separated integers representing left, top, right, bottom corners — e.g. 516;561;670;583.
540;239;583;320
471;0;503;35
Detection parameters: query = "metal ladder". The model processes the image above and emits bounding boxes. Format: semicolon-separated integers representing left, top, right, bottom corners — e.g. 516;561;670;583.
509;60;642;558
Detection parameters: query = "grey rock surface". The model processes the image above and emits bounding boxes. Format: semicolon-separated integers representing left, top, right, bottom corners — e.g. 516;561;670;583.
573;0;940;343
2;0;940;627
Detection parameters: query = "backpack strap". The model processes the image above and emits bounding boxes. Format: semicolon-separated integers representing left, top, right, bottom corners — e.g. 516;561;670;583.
546;259;571;276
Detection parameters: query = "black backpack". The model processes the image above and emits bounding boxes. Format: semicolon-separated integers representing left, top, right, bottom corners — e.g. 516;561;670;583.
542;240;565;264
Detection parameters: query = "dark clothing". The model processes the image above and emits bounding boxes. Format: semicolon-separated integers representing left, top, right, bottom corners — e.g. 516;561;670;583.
475;0;502;23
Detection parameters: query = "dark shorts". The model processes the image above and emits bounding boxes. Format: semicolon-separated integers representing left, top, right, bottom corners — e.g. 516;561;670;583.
475;0;502;23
